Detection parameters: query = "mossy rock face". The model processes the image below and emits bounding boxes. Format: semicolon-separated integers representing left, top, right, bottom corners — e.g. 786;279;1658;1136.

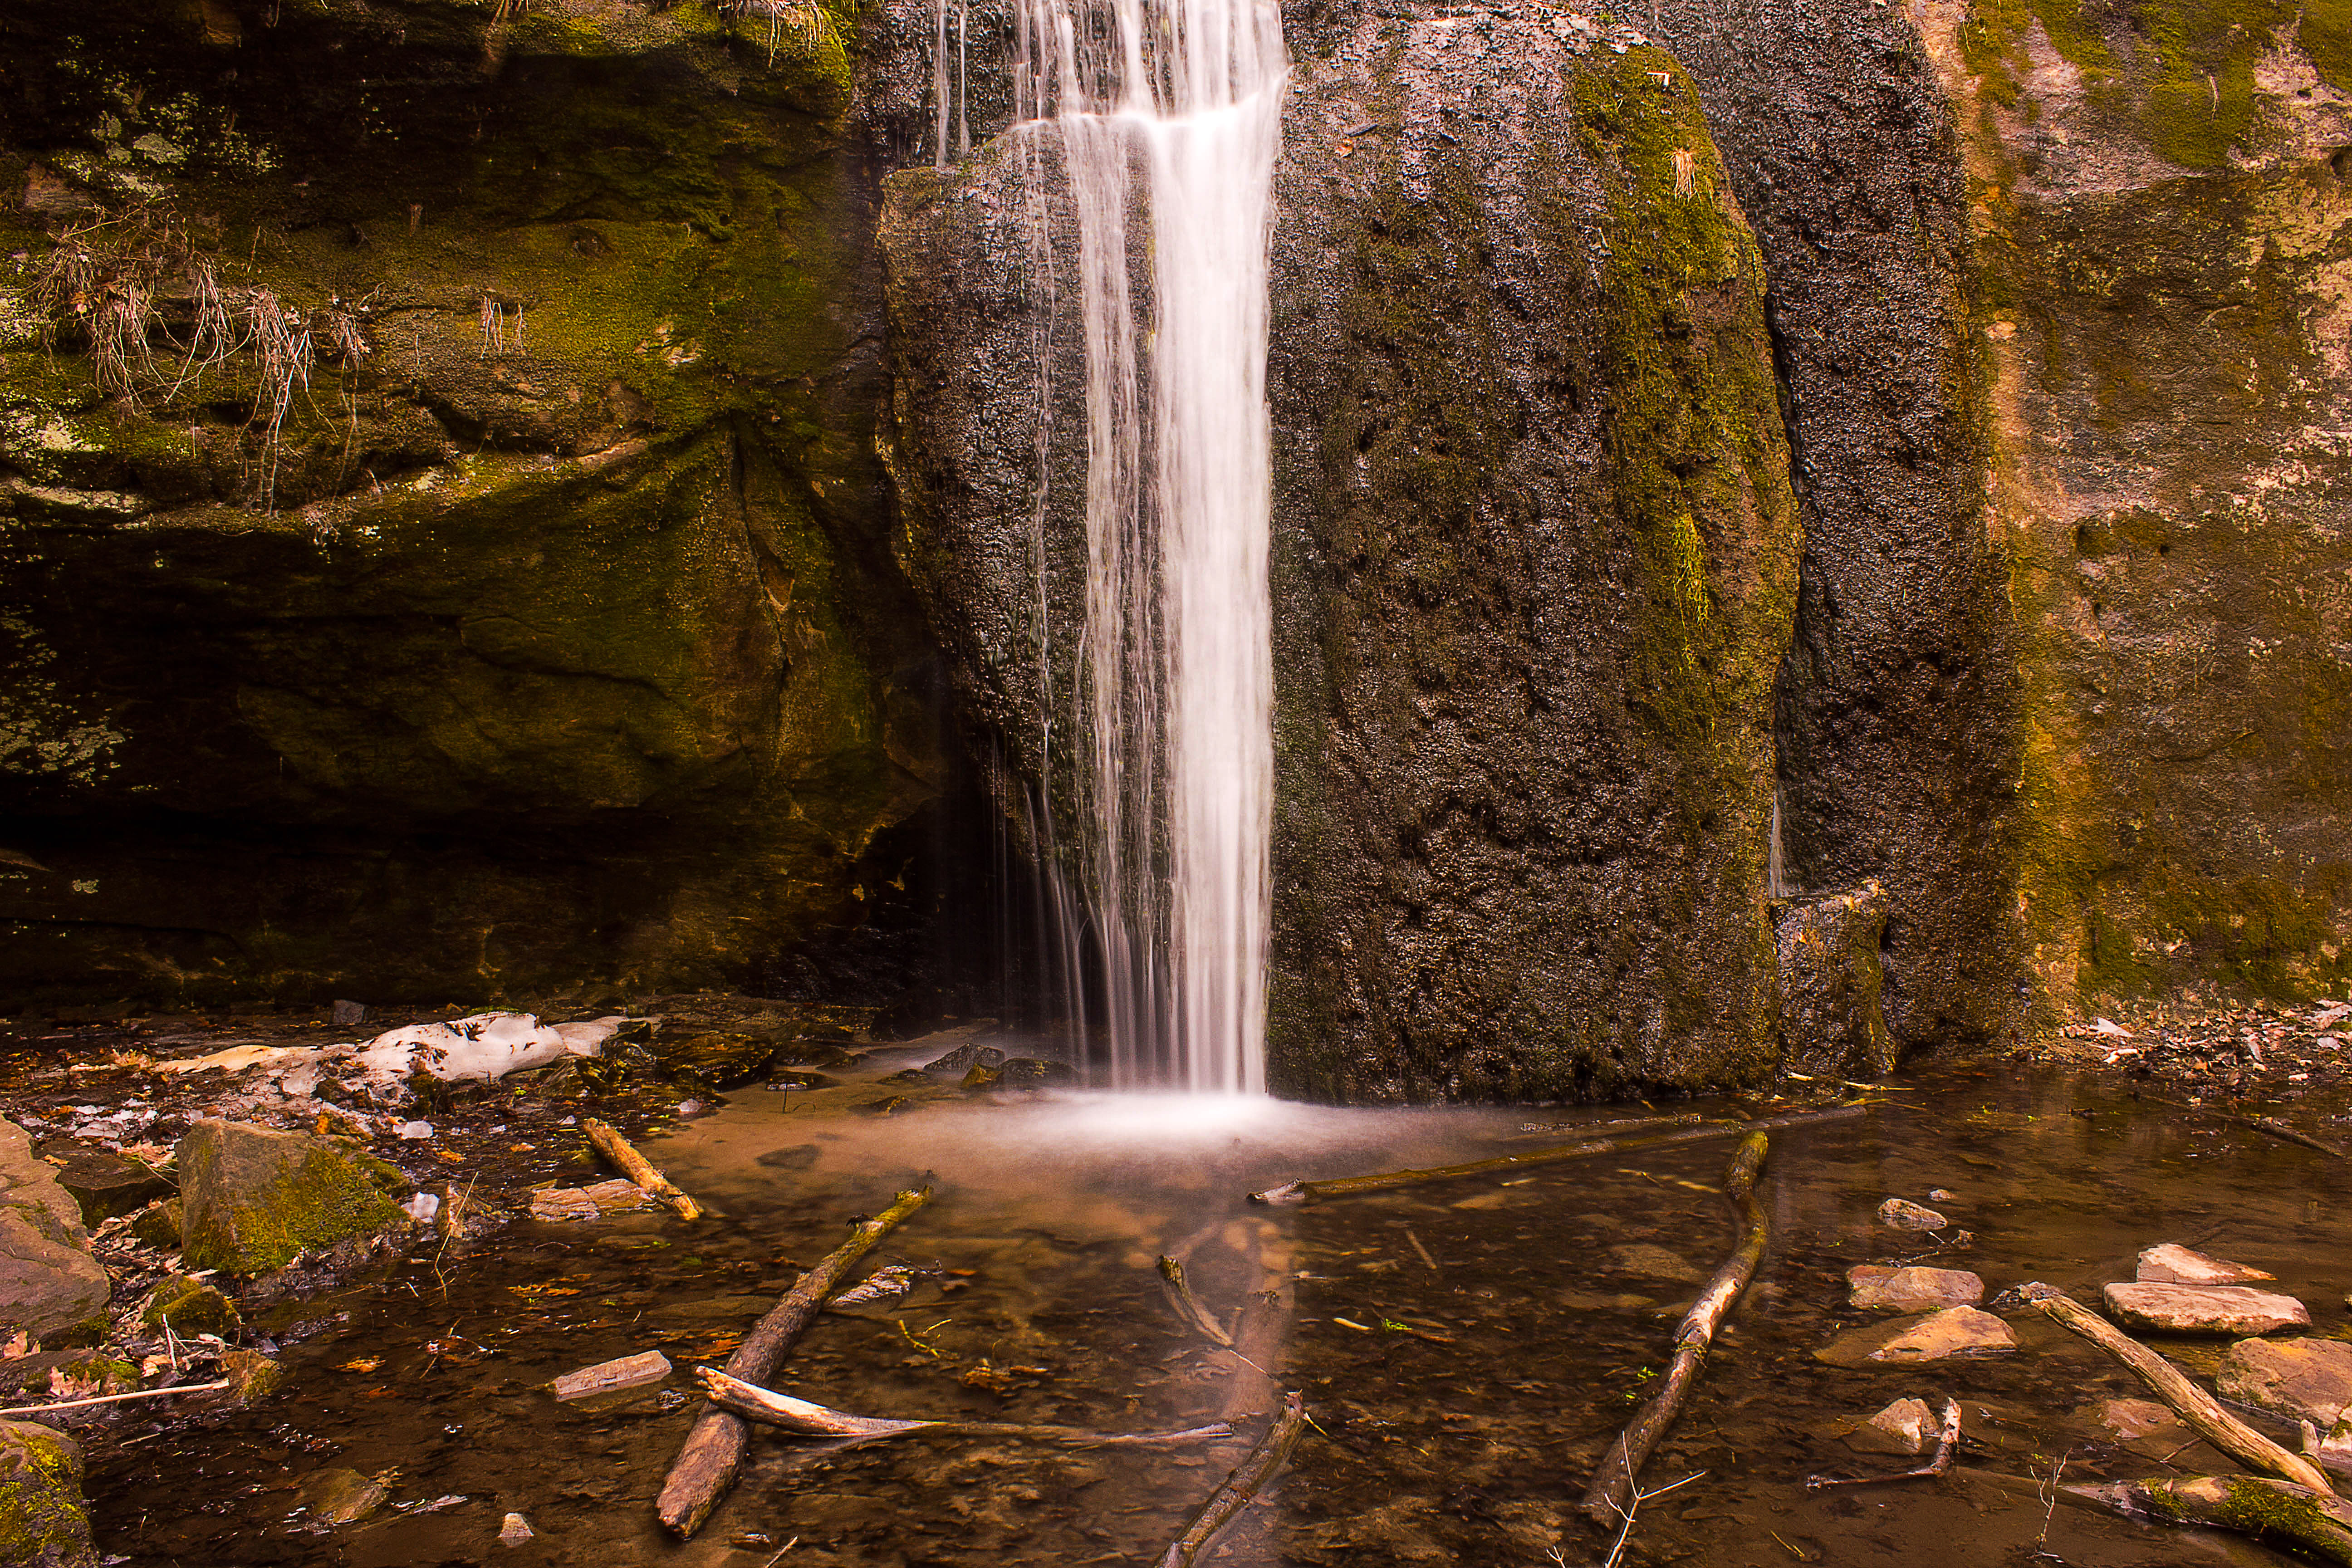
0;1421;95;1568
0;1124;109;1344
882;20;1795;1100
0;0;951;1009
1911;0;2352;1017
174;1119;406;1277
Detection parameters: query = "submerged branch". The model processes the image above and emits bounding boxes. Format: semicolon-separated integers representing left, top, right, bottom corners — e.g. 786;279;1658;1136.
583;1117;702;1220
695;1368;1233;1448
2022;1286;2336;1494
1158;1392;1308;1568
1157;1256;1236;1348
1248;1105;1861;1205
1580;1133;1771;1526
2148;1097;2352;1161
656;1187;933;1539
1805;1398;1962;1490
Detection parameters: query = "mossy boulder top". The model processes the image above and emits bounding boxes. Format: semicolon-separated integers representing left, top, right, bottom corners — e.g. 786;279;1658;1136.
0;1420;94;1568
175;1120;408;1278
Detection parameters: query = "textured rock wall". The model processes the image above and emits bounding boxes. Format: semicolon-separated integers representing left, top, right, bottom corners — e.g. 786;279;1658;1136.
0;0;953;1005
1913;0;2352;1013
880;8;1802;1099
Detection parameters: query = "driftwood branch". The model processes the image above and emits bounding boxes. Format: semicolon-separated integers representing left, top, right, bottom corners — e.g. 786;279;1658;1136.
1580;1133;1771;1526
695;1367;1233;1448
0;1380;232;1418
1805;1397;1962;1490
1157;1256;1235;1348
2024;1286;2336;1494
656;1186;933;1538
2068;1475;2352;1564
583;1117;702;1220
1158;1391;1307;1568
1249;1105;1856;1205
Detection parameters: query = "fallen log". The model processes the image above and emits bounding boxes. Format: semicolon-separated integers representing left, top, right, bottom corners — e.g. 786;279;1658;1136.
2068;1475;2352;1564
1805;1397;1962;1490
1157;1256;1235;1348
1249;1104;1860;1205
695;1367;1233;1447
656;1186;932;1538
2022;1285;2336;1494
582;1117;702;1220
1158;1391;1307;1568
1580;1133;1770;1526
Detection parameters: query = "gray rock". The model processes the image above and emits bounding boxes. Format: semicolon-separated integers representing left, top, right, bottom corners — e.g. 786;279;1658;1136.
175;1120;407;1277
36;1143;172;1226
923;1041;1005;1078
2215;1338;2352;1425
1876;1198;1949;1231
0;1124;108;1344
1845;1396;1933;1455
1814;1306;2016;1366
0;1421;95;1567
1847;1264;1983;1313
1776;882;1894;1078
2102;1283;2308;1337
2135;1244;2273;1285
330;1000;368;1027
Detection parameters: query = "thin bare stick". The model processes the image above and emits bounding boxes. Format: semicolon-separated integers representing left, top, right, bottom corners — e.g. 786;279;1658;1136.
2021;1285;2336;1494
1580;1134;1770;1525
1597;1470;1707;1568
2146;1096;2350;1160
1250;1106;1856;1205
1157;1392;1307;1568
1157;1256;1235;1348
0;1380;230;1417
583;1117;701;1220
1404;1228;1439;1272
695;1368;1233;1447
1805;1398;1962;1489
657;1187;931;1538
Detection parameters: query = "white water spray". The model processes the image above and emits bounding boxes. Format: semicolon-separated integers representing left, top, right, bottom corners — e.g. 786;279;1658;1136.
1012;0;1285;1093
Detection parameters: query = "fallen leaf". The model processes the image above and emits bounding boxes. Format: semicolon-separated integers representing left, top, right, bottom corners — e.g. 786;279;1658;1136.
336;1357;383;1373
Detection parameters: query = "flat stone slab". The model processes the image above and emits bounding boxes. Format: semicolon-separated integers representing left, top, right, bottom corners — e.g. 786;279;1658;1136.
1848;1265;1984;1313
1611;1244;1708;1284
2103;1282;2308;1336
553;1350;671;1401
2082;1396;2190;1448
1877;1199;1949;1231
526;1179;652;1222
2215;1337;2352;1424
1846;1396;1933;1455
1815;1306;2016;1367
2136;1244;2274;1285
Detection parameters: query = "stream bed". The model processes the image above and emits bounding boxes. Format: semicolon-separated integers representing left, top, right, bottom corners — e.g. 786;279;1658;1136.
70;1041;2352;1568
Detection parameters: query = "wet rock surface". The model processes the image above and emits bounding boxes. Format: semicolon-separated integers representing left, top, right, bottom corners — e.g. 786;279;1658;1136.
2136;1243;2274;1285
1814;1305;2018;1366
1847;1264;1984;1313
0;1123;108;1343
2215;1337;2352;1424
1775;883;1895;1081
1844;1395;1934;1455
2100;1282;2309;1337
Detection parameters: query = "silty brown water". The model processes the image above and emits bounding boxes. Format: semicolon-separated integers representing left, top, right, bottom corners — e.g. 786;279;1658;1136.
84;1047;2352;1566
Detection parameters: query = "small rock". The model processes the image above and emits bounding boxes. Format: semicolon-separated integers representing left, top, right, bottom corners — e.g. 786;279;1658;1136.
2086;1396;2185;1445
2102;1282;2308;1336
2318;1418;2352;1476
402;1192;441;1225
1876;1198;1949;1231
995;1057;1077;1088
295;1467;388;1527
580;1179;651;1210
925;1040;1005;1078
330;1000;368;1028
528;1188;599;1222
130;1198;181;1250
1814;1305;2017;1366
0;1421;94;1566
1927;1188;1956;1202
2135;1243;2274;1285
140;1276;240;1338
1610;1244;1709;1284
499;1511;535;1546
395;1121;434;1141
218;1349;284;1405
1847;1265;1983;1313
37;1145;172;1226
2215;1337;2352;1424
552;1350;670;1402
1846;1396;1933;1455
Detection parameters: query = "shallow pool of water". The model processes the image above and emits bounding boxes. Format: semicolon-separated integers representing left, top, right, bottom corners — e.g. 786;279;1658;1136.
86;1050;2352;1568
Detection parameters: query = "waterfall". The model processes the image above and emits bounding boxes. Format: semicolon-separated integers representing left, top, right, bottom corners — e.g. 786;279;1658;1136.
1767;784;1789;901
1012;0;1286;1093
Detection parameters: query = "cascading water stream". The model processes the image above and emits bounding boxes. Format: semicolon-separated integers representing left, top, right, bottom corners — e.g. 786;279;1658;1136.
1007;0;1285;1093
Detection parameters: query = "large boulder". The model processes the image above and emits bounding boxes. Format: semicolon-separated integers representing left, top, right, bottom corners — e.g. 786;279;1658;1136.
1775;882;1894;1079
882;14;1798;1099
0;1421;95;1568
175;1121;407;1277
0;1123;108;1344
